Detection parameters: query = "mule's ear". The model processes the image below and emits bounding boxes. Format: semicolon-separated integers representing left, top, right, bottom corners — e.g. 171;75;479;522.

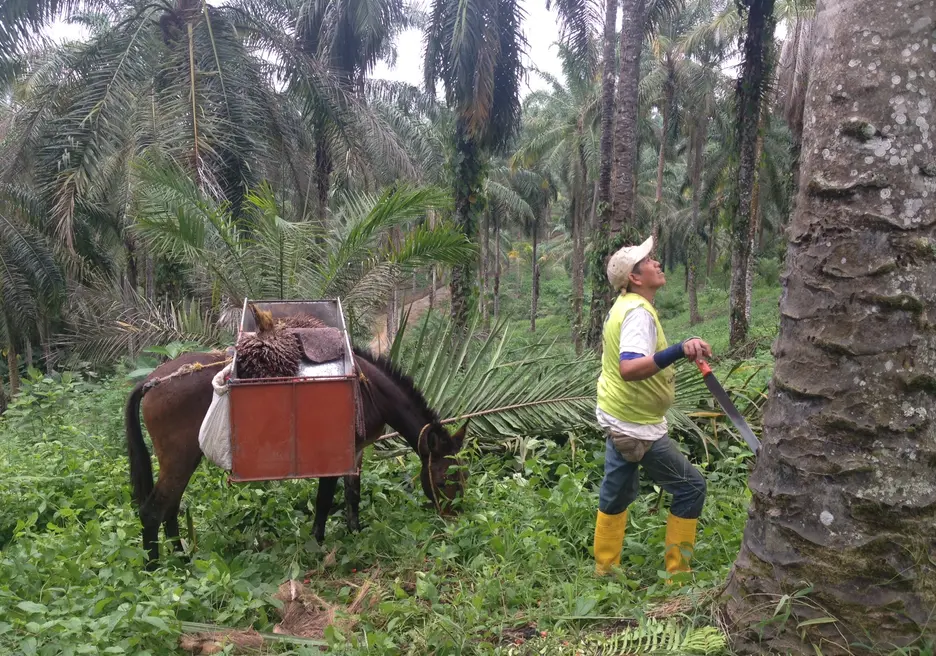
451;420;468;451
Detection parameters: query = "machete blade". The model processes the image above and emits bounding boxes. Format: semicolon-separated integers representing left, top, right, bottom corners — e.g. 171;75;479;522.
696;361;761;455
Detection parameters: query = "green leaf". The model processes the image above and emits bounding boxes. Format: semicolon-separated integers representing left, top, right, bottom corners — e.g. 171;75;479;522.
17;601;48;615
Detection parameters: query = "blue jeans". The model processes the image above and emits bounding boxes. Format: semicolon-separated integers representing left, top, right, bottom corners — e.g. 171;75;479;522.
598;435;706;519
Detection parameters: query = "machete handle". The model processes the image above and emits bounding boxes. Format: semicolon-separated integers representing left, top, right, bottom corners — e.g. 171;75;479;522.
696;359;713;376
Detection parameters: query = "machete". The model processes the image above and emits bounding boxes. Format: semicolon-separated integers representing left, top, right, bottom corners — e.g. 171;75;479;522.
695;360;760;455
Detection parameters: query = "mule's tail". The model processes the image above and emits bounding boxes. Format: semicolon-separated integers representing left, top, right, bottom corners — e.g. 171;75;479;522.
125;381;153;507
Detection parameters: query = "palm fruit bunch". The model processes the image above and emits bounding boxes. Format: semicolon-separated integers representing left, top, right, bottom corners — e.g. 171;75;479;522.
235;305;304;379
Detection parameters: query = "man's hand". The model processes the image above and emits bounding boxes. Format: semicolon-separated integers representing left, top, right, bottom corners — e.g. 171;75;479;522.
682;338;712;362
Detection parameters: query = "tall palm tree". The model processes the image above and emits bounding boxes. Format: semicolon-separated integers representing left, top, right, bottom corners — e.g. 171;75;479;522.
707;0;775;348
0;185;64;400
513;50;600;350
585;0;683;350
272;0;410;217
423;0;527;330
724;0;936;650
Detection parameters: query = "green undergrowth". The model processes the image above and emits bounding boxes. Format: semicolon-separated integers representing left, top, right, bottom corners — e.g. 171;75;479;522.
0;372;750;655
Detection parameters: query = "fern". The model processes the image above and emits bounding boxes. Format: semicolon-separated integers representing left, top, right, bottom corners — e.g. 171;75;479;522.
579;619;727;655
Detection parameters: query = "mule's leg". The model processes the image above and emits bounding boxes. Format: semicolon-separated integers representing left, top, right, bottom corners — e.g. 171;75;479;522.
163;455;201;554
139;495;163;568
142;456;200;569
164;502;185;553
314;477;340;544
344;450;364;533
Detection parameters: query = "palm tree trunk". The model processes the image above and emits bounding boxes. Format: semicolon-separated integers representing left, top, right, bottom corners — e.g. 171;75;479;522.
530;209;542;333
744;103;769;323
572;145;587;354
706;205;717;278
145;254;156;301
688;119;706;326
40;318;52;373
7;340;19;397
493;213;501;322
590;180;599;232
728;0;775;349
450;121;482;331
725;0;935;649
586;0;620;350
652;65;673;242
428;209;437;311
480;209;490;329
610;0;644;234
125;236;138;295
386;227;402;348
597;0;618;232
314;130;332;225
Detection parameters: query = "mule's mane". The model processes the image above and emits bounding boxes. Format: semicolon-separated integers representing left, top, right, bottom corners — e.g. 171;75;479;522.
352;347;440;424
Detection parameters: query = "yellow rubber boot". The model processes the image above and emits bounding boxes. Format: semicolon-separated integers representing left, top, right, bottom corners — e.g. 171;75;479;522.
664;513;698;577
593;510;627;576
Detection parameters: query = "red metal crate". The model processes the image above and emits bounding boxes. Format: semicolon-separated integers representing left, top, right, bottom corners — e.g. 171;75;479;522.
228;299;357;481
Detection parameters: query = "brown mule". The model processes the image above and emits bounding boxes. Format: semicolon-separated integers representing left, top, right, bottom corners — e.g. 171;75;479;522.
125;349;467;568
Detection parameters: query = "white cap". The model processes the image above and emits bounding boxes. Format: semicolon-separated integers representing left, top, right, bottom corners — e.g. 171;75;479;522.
606;236;654;291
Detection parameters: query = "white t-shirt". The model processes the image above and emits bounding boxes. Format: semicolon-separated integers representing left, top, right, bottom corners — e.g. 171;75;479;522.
595;306;668;441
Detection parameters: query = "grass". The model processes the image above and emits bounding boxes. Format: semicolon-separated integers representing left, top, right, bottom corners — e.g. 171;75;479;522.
0;367;752;655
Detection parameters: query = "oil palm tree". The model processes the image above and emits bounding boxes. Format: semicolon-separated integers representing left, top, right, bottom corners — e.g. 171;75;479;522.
586;0;684;350
65;159;476;362
513;48;601;351
423;0;527;330
0;184;64;402
724;0;935;649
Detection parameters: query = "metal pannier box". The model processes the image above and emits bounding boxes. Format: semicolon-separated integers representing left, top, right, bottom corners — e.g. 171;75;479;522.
228;299;357;481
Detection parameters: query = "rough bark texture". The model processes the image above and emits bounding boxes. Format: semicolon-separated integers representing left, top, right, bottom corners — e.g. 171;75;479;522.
729;0;775;348
572;146;587;354
724;1;936;652
610;0;644;234
586;0;619;350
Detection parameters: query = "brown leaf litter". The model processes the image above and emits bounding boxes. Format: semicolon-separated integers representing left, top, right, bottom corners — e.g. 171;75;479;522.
179;576;377;654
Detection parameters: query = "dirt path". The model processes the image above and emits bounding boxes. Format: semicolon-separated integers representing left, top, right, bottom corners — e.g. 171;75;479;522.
369;286;450;354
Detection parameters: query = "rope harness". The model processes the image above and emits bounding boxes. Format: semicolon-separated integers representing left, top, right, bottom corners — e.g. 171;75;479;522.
141;357;233;396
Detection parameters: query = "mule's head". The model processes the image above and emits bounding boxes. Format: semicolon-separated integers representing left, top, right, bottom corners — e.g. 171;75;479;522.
419;420;468;514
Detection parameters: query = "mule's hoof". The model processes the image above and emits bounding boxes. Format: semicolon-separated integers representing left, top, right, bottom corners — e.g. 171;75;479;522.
347;520;364;534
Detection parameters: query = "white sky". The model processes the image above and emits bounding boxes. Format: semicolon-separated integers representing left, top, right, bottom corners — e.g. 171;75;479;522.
46;1;567;96
372;2;564;95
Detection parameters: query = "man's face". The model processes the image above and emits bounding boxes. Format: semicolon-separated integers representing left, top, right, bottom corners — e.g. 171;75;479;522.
629;256;666;291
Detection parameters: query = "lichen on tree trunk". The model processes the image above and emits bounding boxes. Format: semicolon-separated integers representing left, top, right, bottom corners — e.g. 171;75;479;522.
724;0;936;652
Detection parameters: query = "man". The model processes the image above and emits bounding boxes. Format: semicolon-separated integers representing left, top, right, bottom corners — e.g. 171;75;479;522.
593;235;711;577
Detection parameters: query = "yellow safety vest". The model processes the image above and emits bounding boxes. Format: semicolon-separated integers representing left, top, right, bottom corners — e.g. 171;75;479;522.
596;293;675;424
